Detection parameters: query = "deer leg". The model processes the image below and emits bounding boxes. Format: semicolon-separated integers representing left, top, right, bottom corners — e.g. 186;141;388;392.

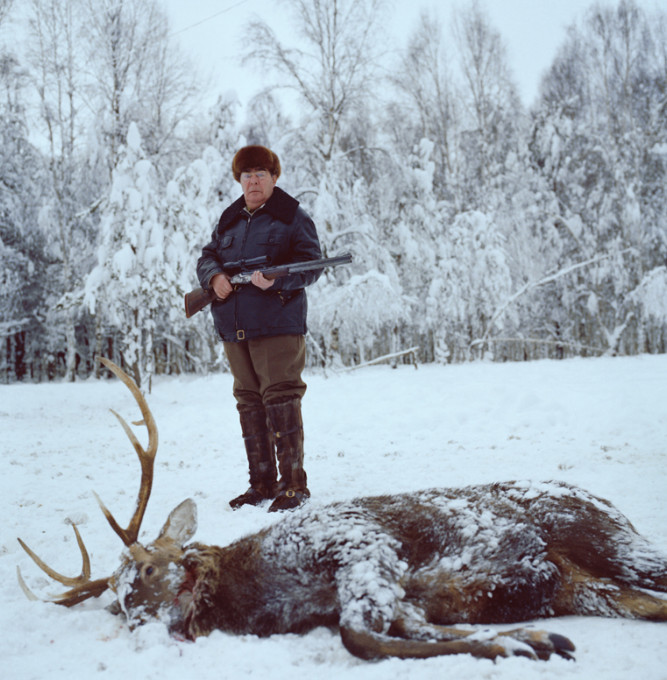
388;612;575;661
340;623;574;661
612;587;667;620
569;579;667;620
553;553;667;620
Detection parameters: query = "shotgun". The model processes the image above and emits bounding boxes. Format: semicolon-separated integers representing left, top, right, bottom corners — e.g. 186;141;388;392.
184;252;352;318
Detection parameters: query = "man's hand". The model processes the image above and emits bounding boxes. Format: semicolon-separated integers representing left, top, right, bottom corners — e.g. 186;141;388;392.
210;272;233;300
251;270;275;290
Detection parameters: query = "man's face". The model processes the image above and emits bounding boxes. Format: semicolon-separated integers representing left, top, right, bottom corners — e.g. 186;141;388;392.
240;167;277;211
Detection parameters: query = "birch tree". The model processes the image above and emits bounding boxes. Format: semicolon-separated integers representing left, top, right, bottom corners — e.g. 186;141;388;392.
453;0;523;211
244;0;389;165
82;0;201;178
389;10;458;200
26;0;96;381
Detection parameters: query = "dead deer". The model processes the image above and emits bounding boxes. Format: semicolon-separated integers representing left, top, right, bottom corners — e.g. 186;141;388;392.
17;359;667;661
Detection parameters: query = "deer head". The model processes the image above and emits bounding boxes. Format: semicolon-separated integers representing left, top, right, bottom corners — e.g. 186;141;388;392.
110;499;198;631
17;357;193;621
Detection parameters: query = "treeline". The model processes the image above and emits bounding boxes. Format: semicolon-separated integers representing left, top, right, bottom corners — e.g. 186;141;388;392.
1;0;666;385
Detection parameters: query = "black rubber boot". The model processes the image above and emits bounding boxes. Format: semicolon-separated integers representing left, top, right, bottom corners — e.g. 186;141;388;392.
264;397;310;512
229;405;278;510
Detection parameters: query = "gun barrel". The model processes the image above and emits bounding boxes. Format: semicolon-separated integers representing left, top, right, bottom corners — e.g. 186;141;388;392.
286;253;352;272
229;252;352;284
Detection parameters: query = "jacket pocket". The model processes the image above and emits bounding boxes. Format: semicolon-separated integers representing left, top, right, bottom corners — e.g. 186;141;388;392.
278;290;298;306
257;233;283;250
219;234;234;251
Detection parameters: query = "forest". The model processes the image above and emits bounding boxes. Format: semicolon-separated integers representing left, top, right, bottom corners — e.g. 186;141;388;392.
1;0;666;386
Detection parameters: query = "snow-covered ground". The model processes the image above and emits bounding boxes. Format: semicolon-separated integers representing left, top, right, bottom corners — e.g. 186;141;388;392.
2;354;666;680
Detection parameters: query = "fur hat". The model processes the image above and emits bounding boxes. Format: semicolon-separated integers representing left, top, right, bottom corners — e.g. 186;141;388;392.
232;145;281;182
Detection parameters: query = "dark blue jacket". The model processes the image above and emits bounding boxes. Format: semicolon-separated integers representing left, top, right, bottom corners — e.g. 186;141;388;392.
197;187;322;342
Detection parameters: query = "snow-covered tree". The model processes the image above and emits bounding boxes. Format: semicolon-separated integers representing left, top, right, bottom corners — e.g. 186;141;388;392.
307;151;410;365
0;44;45;380
82;0;202;178
389;11;458;200
84;124;162;388
427;210;513;361
25;0;99;380
452;0;524;211
161;145;226;373
532;0;667;354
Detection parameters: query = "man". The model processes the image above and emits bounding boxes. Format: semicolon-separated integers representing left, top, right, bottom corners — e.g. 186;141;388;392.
197;145;322;511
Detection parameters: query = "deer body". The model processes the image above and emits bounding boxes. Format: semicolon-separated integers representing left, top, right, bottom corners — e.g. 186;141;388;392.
18;360;667;662
112;480;667;660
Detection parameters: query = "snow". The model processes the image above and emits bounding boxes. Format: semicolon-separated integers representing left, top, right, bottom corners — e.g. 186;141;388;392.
2;354;667;679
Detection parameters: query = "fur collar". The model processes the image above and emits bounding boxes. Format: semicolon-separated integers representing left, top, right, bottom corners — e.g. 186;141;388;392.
216;186;300;233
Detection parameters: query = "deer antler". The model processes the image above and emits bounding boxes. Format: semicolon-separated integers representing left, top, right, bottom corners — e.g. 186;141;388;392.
17;357;158;606
95;357;158;546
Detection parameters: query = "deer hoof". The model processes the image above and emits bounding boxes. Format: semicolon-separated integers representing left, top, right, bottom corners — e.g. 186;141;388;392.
549;633;576;660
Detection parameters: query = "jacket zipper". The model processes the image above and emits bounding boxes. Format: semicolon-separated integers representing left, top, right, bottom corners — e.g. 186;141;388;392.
234;211;253;340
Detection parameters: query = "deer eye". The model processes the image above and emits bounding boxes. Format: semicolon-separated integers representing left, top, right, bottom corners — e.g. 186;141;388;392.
144;565;155;577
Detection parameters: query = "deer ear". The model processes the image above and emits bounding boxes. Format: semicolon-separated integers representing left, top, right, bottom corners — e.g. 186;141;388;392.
158;499;198;546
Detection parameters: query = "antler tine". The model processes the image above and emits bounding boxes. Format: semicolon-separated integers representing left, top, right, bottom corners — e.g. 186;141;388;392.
18;524;90;586
97;357;158;546
17;523;111;606
17;566;110;607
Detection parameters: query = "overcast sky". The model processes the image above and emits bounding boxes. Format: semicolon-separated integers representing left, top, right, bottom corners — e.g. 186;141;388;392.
163;0;660;111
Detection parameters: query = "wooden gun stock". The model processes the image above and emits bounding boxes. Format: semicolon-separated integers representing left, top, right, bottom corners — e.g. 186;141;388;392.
184;287;216;318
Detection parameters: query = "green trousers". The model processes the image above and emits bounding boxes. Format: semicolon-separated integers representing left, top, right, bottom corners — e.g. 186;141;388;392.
223;334;307;407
